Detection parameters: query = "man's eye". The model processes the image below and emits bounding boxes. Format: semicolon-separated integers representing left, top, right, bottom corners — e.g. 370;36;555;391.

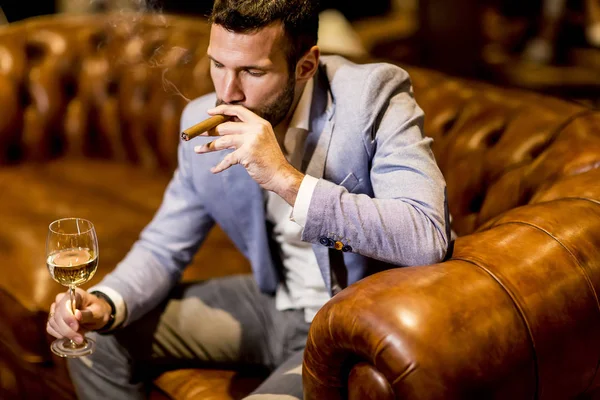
246;70;265;77
213;61;224;68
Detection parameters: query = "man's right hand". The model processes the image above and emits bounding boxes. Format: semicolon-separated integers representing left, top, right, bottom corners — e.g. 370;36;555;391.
46;288;113;343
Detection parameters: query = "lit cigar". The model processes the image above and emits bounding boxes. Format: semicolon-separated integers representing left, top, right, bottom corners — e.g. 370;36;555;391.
181;115;232;141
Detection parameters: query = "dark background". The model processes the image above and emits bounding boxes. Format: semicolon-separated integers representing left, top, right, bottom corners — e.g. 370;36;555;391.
0;0;393;22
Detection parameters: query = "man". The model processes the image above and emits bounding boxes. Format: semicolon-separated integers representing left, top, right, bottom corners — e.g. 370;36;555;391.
46;0;450;398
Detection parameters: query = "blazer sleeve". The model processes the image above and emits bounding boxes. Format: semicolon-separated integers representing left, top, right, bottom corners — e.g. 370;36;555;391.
94;100;215;326
301;64;449;266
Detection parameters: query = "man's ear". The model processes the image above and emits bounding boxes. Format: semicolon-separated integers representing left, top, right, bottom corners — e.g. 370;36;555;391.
295;46;320;82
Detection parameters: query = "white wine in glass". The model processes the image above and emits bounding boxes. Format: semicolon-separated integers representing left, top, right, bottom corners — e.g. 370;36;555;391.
46;218;99;358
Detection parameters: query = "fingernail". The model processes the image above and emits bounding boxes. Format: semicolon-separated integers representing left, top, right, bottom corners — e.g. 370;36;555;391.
70;322;77;329
75;336;83;344
194;145;202;152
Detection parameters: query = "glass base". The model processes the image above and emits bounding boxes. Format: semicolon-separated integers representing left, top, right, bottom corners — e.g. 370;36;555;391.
51;337;95;358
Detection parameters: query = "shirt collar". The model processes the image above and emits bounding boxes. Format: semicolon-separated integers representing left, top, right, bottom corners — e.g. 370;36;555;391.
288;77;314;132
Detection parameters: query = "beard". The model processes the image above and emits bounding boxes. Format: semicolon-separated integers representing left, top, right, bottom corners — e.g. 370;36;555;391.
215;74;296;128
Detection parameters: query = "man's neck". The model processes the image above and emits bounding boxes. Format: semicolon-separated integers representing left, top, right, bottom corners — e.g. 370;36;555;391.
273;82;307;150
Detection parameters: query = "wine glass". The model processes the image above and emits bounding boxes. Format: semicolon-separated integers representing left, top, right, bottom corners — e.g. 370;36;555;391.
46;218;99;358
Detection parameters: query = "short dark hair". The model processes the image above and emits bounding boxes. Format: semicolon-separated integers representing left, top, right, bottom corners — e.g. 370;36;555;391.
210;0;319;69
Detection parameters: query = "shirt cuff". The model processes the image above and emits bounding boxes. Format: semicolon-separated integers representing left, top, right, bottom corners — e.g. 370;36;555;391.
291;175;319;228
88;285;127;329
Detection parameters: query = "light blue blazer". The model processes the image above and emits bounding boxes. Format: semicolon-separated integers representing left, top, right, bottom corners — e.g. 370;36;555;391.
100;55;450;326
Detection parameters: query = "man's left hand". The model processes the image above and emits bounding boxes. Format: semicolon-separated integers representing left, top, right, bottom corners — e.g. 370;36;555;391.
193;104;304;205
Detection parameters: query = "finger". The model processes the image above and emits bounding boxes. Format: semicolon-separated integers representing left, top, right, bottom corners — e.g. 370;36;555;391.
194;141;217;154
207;105;262;123
211;151;240;174
47;303;57;325
58;290;81;313
56;300;81;336
46;322;62;339
55;313;79;337
201;121;244;137
67;309;93;334
56;293;77;322
66;295;85;315
194;136;244;154
49;315;82;343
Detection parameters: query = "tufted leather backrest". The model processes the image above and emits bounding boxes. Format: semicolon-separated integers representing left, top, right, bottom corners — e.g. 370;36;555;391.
408;67;600;235
0;13;213;170
1;12;599;235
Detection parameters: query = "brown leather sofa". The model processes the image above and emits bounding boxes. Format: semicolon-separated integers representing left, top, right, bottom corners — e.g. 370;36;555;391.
1;12;599;400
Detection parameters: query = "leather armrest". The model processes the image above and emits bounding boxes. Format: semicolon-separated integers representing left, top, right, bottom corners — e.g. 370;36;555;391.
302;249;542;400
303;258;537;400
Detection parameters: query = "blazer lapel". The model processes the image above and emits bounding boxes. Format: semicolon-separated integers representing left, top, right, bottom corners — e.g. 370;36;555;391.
303;64;334;179
304;65;338;295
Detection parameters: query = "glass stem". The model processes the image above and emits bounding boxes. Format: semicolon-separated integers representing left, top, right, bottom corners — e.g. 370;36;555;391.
67;286;82;348
69;286;76;315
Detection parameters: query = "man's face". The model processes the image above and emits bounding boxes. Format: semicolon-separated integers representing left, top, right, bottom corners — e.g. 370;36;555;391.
207;22;296;127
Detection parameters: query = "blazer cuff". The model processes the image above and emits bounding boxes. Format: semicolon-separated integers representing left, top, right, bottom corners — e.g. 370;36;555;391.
291;175;319;228
87;285;127;329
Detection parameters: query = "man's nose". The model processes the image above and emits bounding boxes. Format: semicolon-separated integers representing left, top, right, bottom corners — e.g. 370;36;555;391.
221;73;245;104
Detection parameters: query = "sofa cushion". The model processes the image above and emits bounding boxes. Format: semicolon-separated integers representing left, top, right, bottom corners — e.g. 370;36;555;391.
154;369;267;400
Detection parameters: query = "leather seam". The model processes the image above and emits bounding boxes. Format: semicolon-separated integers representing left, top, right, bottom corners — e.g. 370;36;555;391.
450;256;540;398
492;219;600;310
479;197;600;233
483;219;600;394
390;361;418;387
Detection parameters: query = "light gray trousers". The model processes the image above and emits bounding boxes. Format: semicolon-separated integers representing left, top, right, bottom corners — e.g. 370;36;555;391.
68;275;310;399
